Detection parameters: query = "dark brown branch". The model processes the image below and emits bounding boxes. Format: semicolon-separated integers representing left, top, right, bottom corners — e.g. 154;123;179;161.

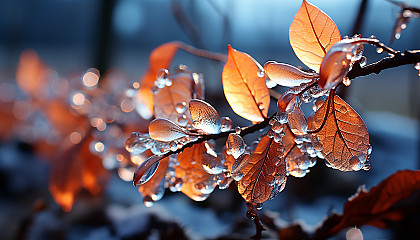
246;203;266;240
347;50;420;79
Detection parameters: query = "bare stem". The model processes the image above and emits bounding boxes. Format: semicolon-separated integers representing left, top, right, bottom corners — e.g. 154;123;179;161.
246;203;266;240
347;50;420;79
179;42;227;62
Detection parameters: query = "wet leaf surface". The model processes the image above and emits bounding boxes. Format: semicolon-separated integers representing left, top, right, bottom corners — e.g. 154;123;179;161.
222;45;270;122
309;91;370;171
238;135;285;203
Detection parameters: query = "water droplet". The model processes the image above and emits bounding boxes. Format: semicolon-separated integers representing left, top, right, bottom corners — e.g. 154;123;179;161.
150;182;165;201
414;62;420;70
266;78;277;88
349;155;364;171
256;203;263;211
232;172;243;181
195;180;216;194
274;134;282;143
278;112;288;124
346;53;352;60
376;47;383;54
235;126;241;134
143;196;154;207
267;130;275;138
257;69;265;78
400;23;406;30
395;33;401;39
165;79;172;86
221;117;233;131
175;102;187;114
227;133;245;159
218;177;233;189
156;68;169;80
150;141;170;155
258;102;264;110
177;115;188;127
362;163;371;171
125;132;153;154
169;141;177;151
288;168;308;178
342;77;351;86
201;153;223;174
246;209;258;220
271;122;283;133
189;99;222;134
359;56;367;67
367;145;372;155
370;35;376;39
346;227;363;240
269;118;277;126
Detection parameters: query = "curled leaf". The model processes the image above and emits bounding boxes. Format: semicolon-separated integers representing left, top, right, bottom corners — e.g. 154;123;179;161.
189;99;222;134
309;91;370;171
289;0;341;72
133;155;164;186
139;157;169;201
148;118;193;142
226;133;246;159
135;42;180;118
264;61;316;87
238;136;286;203
318;38;368;90
222;45;270;122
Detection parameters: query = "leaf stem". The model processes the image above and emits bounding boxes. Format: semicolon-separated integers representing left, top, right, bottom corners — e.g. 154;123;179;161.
178;42;227;62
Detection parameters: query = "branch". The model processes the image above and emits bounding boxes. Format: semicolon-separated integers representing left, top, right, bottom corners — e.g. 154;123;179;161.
246;203;266;240
347;50;420;80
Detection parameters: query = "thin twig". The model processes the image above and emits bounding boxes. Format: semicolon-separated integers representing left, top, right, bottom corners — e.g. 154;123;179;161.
246;203;266;240
347;50;420;79
178;42;227;62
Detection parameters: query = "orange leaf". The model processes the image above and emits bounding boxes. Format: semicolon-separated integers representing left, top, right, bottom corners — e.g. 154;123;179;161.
135;42;181;118
289;0;341;72
222;45;270;122
315;170;420;238
49;133;107;212
309;91;370;171
238;135;286;203
154;70;200;125
176;143;216;201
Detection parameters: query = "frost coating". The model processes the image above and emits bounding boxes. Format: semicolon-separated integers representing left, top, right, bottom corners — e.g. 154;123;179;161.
189;99;222;134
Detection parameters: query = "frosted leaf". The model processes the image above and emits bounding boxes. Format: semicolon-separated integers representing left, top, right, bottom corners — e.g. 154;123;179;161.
201;153;223;174
226;133;245;159
133;155;161;186
189;99;221;134
149;118;195;142
221;117;233;131
264;61;316;87
125;132;153;154
287;107;308;135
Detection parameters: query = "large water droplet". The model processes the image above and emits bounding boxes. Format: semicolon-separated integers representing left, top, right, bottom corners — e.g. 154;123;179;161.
195;180;216;194
176;102;187;114
288;168;308;178
143;196;154;207
125;132;153;154
177;115;188;127
226;133;245;159
150;141;170;155
189;99;221;134
246;209;258;220
257;69;265;78
271;122;283;133
221;117;233;131
201;153;223;174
